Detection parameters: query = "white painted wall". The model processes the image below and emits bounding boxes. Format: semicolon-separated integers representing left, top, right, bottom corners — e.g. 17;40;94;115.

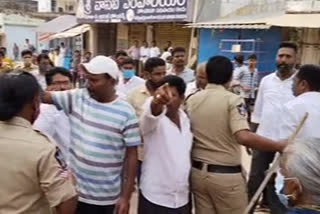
4;25;38;60
38;0;52;12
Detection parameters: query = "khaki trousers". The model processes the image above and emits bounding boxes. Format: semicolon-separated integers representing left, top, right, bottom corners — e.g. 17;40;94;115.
191;166;248;214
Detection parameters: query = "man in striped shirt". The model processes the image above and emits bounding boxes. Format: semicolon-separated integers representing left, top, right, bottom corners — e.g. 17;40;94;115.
42;56;141;214
236;54;259;121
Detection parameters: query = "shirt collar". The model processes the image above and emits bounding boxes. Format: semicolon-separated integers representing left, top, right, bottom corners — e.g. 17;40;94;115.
169;66;188;74
298;91;320;99
0;116;32;128
274;70;297;82
205;83;226;91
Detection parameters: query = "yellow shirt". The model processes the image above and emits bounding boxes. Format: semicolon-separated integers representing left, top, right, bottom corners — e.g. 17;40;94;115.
14;63;39;73
0;117;77;213
3;57;14;68
186;84;249;166
0;62;12;73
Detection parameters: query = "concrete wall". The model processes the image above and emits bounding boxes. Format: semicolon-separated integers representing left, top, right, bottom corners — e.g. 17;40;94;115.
4;25;38;60
198;27;282;73
56;0;77;12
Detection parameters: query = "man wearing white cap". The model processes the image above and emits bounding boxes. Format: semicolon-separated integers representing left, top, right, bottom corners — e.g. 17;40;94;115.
42;56;141;214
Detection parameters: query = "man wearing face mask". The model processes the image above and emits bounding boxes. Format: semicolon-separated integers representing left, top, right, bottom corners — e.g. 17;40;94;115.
15;49;38;73
0;71;77;214
248;42;298;214
273;64;320;209
281;138;320;214
117;57;145;97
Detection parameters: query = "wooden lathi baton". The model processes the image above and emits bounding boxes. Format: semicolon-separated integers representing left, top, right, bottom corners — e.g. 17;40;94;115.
244;113;309;214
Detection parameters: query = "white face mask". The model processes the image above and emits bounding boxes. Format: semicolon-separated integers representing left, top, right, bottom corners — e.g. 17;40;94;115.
275;171;289;207
276;170;302;207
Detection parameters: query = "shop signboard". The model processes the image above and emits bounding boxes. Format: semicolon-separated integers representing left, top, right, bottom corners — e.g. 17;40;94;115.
77;0;192;23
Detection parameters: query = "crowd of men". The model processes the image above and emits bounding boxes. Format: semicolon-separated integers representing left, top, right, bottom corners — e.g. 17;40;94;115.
1;41;320;214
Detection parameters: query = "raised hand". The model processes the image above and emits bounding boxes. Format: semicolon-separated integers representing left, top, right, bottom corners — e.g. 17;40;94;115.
153;83;172;106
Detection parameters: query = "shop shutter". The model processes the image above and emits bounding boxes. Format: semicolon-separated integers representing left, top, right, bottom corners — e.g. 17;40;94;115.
154;23;191;53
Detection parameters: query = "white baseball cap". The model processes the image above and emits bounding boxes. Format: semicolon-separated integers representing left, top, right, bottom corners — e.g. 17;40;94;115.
82;55;119;80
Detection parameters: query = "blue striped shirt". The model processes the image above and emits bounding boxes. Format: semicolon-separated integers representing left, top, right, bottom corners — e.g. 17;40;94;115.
52;89;141;205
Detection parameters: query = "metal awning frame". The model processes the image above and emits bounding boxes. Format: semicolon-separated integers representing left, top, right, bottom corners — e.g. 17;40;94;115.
187;12;320;29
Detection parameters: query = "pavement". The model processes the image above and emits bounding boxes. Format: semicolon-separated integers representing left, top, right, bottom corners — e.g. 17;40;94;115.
129;147;270;214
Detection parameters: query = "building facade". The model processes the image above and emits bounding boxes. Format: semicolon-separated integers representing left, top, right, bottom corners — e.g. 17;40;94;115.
0;12;44;59
76;0;194;57
194;0;320;71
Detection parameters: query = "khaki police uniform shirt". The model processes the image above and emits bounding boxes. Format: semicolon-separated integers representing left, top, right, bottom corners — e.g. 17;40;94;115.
0;117;77;214
127;84;151;161
186;84;249;166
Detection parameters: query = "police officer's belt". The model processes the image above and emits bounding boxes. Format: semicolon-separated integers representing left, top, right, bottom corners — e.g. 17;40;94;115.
192;160;241;174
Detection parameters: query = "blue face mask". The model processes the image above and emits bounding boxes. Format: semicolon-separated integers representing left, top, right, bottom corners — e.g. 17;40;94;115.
276;171;289;207
123;69;135;79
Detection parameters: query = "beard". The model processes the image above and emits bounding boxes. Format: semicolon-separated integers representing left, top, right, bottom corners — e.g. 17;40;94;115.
277;63;294;73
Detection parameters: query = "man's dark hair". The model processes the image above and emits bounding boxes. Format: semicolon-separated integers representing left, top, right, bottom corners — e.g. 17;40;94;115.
0;71;40;121
21;49;33;57
297;64;320;91
206;56;233;84
37;53;50;64
279;41;298;53
0;47;6;53
172;47;186;56
0;50;5;58
162;75;186;96
248;54;257;60
121;57;135;67
234;54;244;64
115;50;128;58
144;57;166;73
74;50;81;54
45;67;73;86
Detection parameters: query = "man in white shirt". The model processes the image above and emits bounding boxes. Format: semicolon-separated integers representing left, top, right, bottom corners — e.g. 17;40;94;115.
32;54;54;90
149;41;161;58
128;40;141;73
248;42;298;214
140;41;150;64
168;47;195;84
117;57;145;97
34;67;73;164
185;62;207;99
273;64;320;209
139;75;192;214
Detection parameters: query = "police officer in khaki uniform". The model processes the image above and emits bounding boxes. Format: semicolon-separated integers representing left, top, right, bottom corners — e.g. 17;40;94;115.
186;56;287;214
0;71;77;214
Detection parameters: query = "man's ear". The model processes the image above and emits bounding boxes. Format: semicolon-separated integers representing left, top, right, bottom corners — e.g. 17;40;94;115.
301;80;309;91
144;72;151;80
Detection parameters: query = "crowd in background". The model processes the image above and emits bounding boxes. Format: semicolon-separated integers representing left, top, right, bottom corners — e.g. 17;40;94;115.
1;40;320;214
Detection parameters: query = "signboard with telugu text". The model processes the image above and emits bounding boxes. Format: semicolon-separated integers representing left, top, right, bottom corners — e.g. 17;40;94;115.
77;0;192;23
